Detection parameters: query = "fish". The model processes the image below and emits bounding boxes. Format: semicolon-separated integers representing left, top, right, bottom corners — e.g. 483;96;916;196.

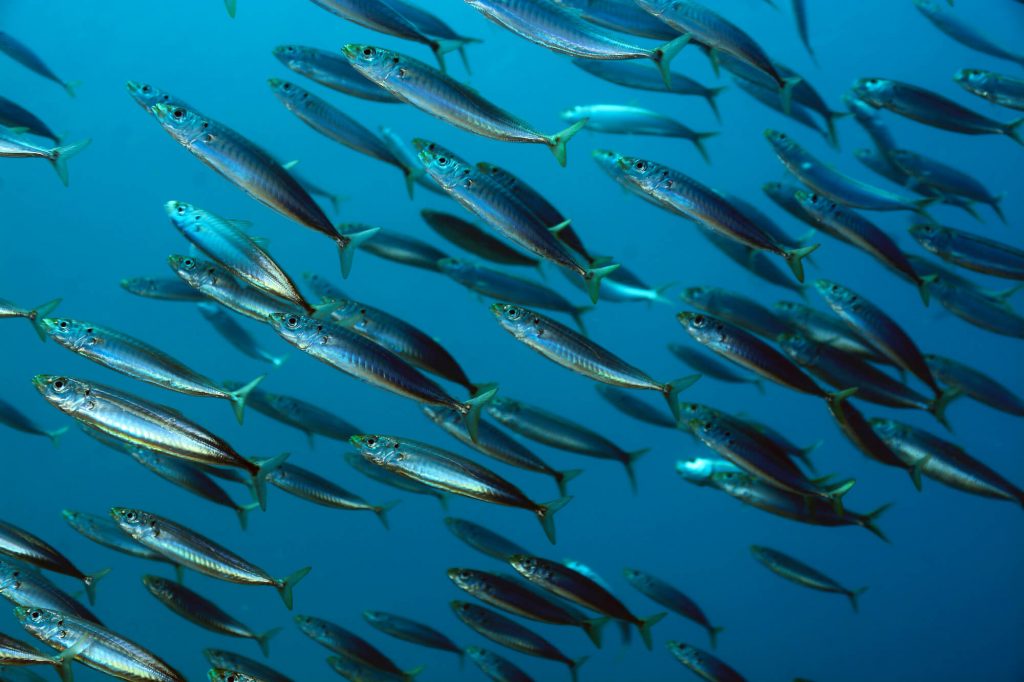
0;32;76;96
924;274;1024;338
0;397;68;446
33;375;286;510
955;68;1024;112
363;611;463;662
0;96;58;143
447;568;608;646
268;78;418;197
676;403;816;471
773;300;887;364
730;416;820;469
293;615;413;677
851;78;1023;145
493;303;699;421
623;568;723;648
451;601;587;681
910;224;1024;280
357;230;449;272
205;650;294;682
345;452;450;509
825;389;921;481
666;641;748;682
0;520;108;605
0;631;84;682
0;560;102;625
272;45;401;103
697;228;807;298
165;201;313;309
555;0;679;40
465;646;534;682
61;510;184;581
560;104;716;162
234;384;361;446
307;0;469;71
761;181;822;232
344;45;588;166
422;210;539;268
111;508;310;608
559;264;673;306
889;150;1005;222
207;671;260;682
42;317;264;424
267;313;494;441
680;286;791;339
764;130;931;213
16;607;184;682
844;93;898;156
925;354;1024;418
733;77;834;146
750;546;867;611
594;385;676;428
387;0;481;71
570;59;725;120
122;275;209;303
198;303;289;368
443;517;530;562
145;103;376;276
814;280;941;396
634;0;799;109
143;575;280;657
668;344;764;392
509;555;665;649
416;141;617;301
871;419;1024;507
377;127;452;199
440;258;588;331
795;192;931;302
612;154;818;281
325;655;410;682
351;434;570;543
792;0;814;61
0;294;58;342
486;396;648;491
267;463;395;528
913;0;1024;68
852;149;981;220
279;161;348;215
0;127;90;186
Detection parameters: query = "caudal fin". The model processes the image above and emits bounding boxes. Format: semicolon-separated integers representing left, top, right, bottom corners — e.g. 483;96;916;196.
82;567;111;605
783;243;820;283
861;503;892;543
461;384;498;443
49;138;91;187
547;119;588;167
928;387;961;431
568;655;589;682
707;625;725;650
584;263;620;304
1006;118;1024;147
847;586;868;613
554;469;583;497
705;86;727;122
582;617;610;648
692;132;718;164
337;226;380;279
227;374;266;425
29;297;62;341
274;566;311;610
430;38;472;73
779;76;802;116
652;34;691;88
224;0;237;17
236;501;260;531
637;612;667;650
623;448;650;494
47;425;70;448
251;452;290;511
989;194;1006;224
374;500;400;530
825;478;856;515
256;626;282;657
535;495;572;544
663;375;701;422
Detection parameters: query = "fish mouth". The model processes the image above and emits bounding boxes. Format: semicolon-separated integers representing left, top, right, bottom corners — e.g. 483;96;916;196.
30;374;52;393
38;318;58;334
12;606;32;621
487;303;505;318
267;77;283;88
340;44;361;60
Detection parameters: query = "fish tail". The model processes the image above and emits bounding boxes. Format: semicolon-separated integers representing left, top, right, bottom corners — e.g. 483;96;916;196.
546;118;588;167
431;38;471;73
825;478;856;515
663;375;702;422
568;655;589;682
374;500;400;530
236;501;260;531
581;617;610;648
990;283;1024;303
652;34;691;88
227;374;266;425
692;132;718;164
327;192;347;215
707;47;721;76
403;665;427;678
782;243;820;283
955;198;982;222
571;306;592;334
336;226;380;279
274;566;312;610
928;387;961;430
82;567;112;605
265;351;290;368
848;586;868;613
705;87;727;123
535;495;572;544
1006;117;1024;147
990;193;1006;224
917;274;937;307
862;503;892;543
708;625;725;650
63;80;82;98
825;112;850;149
779;76;802;116
47;425;70;448
651;282;675;306
912;195;939;220
435;493;449;511
251;452;290;511
49;137;91;187
752;379;766;395
637;612;667;651
28;297;62;341
401;166;418;199
54;634;92;682
554;468;583;497
224;0;237;17
910;459;926;492
583;262;620;304
624;448;649;494
255;626;282;657
461;383;498;443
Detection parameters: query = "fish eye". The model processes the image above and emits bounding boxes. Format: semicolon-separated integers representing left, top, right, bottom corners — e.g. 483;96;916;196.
141;85;151;93
282;82;291;90
391;56;399;64
53;378;67;392
437;156;448;166
366;437;376;446
633;161;647;171
693;315;705;327
31;610;40;620
59;320;68;328
172;108;185;119
286;316;299;328
126;511;136;521
183;258;194;267
362;47;374;57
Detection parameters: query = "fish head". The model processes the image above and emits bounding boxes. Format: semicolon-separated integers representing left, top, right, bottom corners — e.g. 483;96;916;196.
667;641;704;668
912;0;940;14
507;554;546;580
272;43;307;67
110;507;160;541
675;457;719;484
164;200;205;231
490;303;539;339
209;670;259;682
794;190;834;221
851;78;894;107
265;312;325;351
14;607;74;645
813;279;858;310
0;560;30;593
484;396;519;424
168;254;219;290
303;272;348;302
342;44;404;82
32;374;91;412
267;78;307;109
40;318;100;351
954;68;989;91
614;155;665;193
559;105;587;123
761;181;793;203
121;276;157;296
151;103;210;145
591;148;628;182
868;417;902;441
142;574;175;599
293;614;332;641
773;300;806;318
777;333;819;366
465;646;489;664
450;600;475;620
420;404;452;427
680;286;712;308
126;80;177;111
349;434;404;466
326;299;362;327
414;139;473;190
362;610;389;625
675;402;709;430
436;257;473;283
676;312;724;345
762;128;798;156
908;222;945;252
448;568;490;595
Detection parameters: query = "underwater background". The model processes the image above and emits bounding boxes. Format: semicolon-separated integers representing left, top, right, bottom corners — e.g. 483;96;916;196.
1;1;1022;680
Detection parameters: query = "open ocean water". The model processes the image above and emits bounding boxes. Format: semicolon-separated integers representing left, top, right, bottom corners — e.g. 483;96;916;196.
1;1;1022;681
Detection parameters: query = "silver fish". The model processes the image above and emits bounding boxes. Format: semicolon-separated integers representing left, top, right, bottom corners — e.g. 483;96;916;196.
911;223;1024;280
0;521;108;605
121;277;206;303
955;68;1024;112
62;510;183;581
267;463;395;528
197;303;289;368
0;127;89;186
925;354;1024;418
272;45;401;103
750;546;866;611
913;0;1024;68
0;397;68;446
889;150;1005;222
0;297;60;342
363;611;463;661
0;32;76;96
0;560;101;625
204;650;293;682
667;641;748;682
560;104;716;163
571;59;724;120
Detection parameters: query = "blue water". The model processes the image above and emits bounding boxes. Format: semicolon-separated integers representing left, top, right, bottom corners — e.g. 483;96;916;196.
1;1;1022;680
